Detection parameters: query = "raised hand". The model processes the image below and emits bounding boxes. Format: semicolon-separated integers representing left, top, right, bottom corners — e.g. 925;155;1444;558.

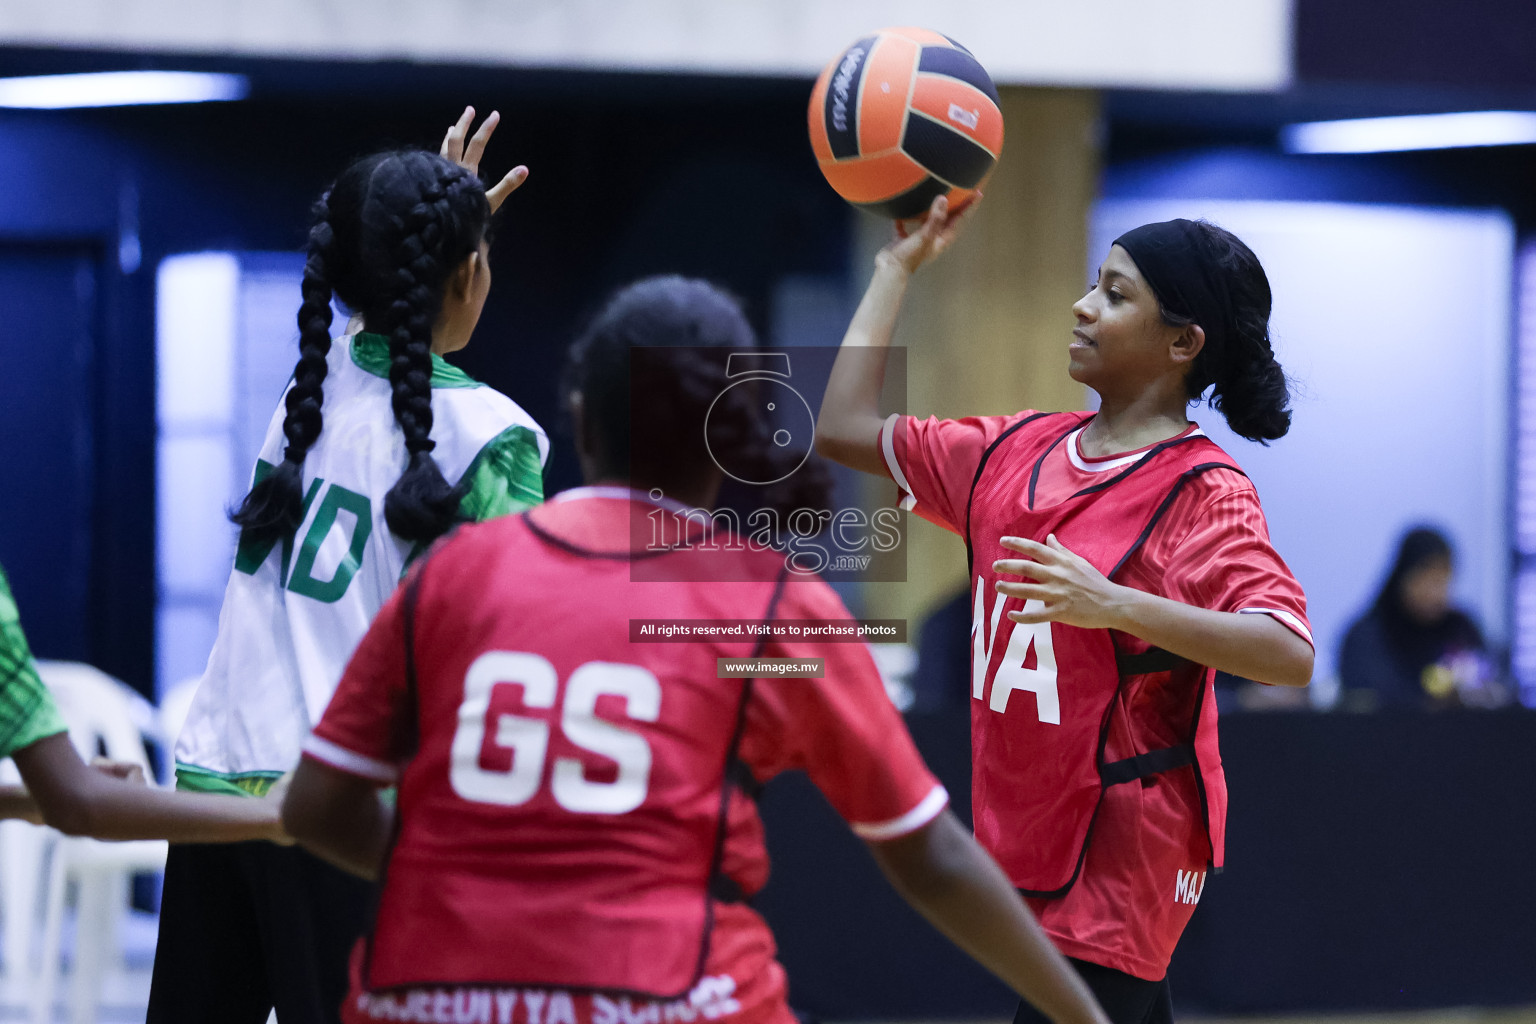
993;534;1127;630
880;193;981;275
440;105;530;214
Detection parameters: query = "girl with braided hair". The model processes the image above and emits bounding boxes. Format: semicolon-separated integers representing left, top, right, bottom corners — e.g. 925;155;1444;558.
149;110;548;1024
817;198;1314;1023
279;276;1110;1024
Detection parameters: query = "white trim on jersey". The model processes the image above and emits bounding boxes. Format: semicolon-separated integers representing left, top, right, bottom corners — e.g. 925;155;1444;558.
550;485;697;516
1066;424;1207;474
880;413;917;512
1239;607;1315;647
850;783;949;841
303;734;400;784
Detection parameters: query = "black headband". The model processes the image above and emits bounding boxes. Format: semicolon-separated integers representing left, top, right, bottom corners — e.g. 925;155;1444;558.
1113;219;1232;362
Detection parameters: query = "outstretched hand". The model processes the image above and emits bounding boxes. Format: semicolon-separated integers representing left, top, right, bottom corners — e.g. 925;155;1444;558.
993;534;1127;630
441;106;530;214
879;193;980;276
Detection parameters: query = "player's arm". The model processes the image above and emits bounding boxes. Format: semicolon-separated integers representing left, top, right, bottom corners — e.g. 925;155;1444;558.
0;758;147;824
281;757;393;880
0;784;42;823
995;535;1314;687
867;810;1110;1024
8;732;286;842
816;194;974;476
1105;589;1312;687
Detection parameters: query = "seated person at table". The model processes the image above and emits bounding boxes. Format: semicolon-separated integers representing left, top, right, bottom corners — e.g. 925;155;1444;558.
1338;527;1499;709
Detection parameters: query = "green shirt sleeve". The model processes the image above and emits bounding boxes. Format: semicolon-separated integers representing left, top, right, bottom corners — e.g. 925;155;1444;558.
0;566;68;759
457;424;546;522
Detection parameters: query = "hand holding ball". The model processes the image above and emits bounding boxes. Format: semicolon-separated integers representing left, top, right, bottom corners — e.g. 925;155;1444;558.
809;27;1003;223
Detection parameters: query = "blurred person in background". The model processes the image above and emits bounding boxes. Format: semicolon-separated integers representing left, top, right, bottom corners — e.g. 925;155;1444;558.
1338;526;1504;710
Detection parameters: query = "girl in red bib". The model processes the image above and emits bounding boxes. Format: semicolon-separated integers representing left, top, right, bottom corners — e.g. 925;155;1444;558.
817;199;1314;1024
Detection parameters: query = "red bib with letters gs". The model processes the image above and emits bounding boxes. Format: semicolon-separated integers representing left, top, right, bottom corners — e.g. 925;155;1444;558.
363;512;786;999
965;412;1239;896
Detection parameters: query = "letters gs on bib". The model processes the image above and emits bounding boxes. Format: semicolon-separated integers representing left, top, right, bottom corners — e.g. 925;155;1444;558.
809;27;1003;225
452;652;660;815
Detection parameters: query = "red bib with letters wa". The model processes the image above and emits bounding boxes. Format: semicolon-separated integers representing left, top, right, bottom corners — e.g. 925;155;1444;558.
965;413;1239;896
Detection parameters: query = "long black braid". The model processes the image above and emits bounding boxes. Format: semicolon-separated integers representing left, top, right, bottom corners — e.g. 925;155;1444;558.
230;150;491;549
379;167;487;542
230;200;338;545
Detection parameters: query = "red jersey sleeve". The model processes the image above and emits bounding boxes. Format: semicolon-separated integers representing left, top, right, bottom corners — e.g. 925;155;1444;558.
737;581;947;840
880;411;1042;535
1151;473;1314;649
303;578;415;785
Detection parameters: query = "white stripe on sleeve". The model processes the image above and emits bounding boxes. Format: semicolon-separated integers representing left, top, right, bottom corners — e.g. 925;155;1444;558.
302;734;400;785
1239;607;1315;647
850;783;950;841
880;413;917;511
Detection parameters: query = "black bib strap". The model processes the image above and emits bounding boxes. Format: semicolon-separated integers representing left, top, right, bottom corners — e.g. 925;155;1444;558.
963;412;1052;577
1102;743;1196;786
727;757;763;802
1116;646;1190;676
706;761;759;906
707;874;747;904
695;566;789;960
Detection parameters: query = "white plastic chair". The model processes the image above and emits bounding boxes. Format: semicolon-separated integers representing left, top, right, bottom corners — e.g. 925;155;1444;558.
29;661;168;1024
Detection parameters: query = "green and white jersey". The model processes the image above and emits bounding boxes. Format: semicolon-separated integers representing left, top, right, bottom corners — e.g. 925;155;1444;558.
0;563;68;759
175;332;548;795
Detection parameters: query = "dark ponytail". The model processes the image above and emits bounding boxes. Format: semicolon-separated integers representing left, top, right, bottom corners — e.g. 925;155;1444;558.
562;276;834;521
229;150;491;549
230;202;337;547
1173;222;1292;443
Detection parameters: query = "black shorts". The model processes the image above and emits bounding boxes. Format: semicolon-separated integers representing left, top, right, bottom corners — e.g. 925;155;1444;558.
1012;958;1173;1024
146;841;373;1024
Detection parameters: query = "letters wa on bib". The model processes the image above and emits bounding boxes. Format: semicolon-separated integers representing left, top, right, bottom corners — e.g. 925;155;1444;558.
879;409;1311;980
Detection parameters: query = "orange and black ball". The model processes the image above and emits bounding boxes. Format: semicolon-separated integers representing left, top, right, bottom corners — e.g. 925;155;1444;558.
809;27;1004;220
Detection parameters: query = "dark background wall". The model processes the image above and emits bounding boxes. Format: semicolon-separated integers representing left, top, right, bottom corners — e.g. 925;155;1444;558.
1296;0;1536;92
756;710;1536;1017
